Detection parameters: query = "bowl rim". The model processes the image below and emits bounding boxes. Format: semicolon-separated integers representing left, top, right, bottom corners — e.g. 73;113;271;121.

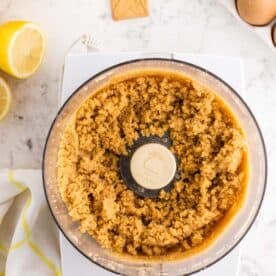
42;57;267;275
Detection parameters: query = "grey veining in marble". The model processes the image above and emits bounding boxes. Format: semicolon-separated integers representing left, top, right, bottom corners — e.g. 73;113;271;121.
0;0;275;275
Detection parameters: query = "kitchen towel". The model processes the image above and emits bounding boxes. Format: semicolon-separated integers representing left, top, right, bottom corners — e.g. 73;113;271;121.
221;0;275;50
0;169;61;276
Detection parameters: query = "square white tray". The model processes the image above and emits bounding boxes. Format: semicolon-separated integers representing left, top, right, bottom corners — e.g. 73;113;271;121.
60;52;243;276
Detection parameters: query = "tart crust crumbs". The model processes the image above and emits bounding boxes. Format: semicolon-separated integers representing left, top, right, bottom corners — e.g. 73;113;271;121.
58;71;248;259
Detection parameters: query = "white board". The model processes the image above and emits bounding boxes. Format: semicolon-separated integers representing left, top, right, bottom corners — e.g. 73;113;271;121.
60;52;242;276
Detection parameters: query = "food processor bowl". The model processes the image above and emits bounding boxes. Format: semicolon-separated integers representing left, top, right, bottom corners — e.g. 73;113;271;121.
43;59;266;275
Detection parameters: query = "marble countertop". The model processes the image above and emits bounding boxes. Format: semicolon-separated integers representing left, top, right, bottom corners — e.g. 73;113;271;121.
0;0;275;275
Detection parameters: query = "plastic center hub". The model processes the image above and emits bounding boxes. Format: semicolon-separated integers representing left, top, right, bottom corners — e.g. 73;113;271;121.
119;134;178;198
130;143;176;190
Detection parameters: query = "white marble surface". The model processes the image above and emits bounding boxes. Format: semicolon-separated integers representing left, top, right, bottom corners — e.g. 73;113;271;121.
0;0;275;275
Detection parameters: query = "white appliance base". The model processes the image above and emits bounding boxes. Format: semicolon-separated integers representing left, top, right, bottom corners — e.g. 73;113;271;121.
60;51;243;276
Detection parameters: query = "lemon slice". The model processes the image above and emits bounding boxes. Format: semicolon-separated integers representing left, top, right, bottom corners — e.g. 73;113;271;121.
0;21;46;79
0;77;12;121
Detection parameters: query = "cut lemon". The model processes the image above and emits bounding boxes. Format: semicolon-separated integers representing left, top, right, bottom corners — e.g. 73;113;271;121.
0;77;12;121
0;21;46;79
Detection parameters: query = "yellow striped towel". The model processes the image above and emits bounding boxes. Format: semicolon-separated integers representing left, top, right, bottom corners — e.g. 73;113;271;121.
0;169;61;276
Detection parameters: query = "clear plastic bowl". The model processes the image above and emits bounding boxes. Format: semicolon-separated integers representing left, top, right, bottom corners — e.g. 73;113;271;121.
43;59;267;275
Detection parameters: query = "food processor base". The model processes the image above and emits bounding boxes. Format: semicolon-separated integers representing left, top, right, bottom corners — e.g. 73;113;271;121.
59;50;244;276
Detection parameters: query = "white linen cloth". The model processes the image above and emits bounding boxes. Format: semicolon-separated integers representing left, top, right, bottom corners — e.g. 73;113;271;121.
0;169;61;276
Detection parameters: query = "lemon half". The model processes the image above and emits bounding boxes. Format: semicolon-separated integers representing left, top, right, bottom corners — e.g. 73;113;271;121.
0;21;46;79
0;77;12;121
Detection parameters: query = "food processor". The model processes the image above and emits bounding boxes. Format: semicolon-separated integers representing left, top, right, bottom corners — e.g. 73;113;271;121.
43;58;266;275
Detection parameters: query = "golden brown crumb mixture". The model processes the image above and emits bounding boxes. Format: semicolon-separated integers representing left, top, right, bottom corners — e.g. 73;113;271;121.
58;72;248;258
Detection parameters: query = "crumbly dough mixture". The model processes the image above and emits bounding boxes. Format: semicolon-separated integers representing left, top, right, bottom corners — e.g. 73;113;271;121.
58;72;248;258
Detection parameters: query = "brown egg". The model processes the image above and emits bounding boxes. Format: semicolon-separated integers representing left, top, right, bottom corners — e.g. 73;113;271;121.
272;24;276;46
236;0;276;26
